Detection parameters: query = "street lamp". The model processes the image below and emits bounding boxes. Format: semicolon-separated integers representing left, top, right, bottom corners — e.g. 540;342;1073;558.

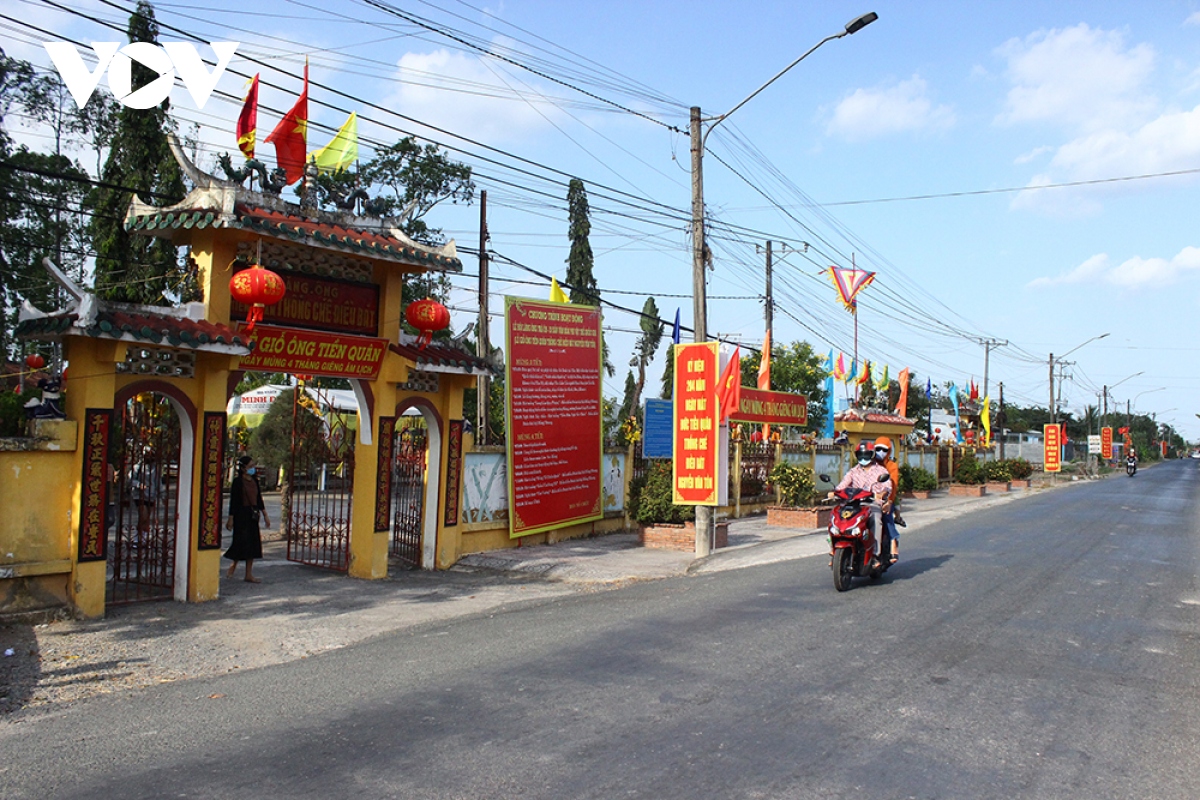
1101;370;1143;428
689;12;877;557
1049;332;1109;424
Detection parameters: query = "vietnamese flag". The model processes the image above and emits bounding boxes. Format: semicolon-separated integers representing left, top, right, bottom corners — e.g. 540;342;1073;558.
236;74;259;159
716;347;742;424
265;61;308;185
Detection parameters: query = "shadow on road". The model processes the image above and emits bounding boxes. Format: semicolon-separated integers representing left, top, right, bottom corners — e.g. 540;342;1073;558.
884;553;954;581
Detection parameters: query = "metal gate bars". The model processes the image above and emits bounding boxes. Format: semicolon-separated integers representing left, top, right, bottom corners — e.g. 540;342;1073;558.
108;393;179;605
390;422;427;567
285;386;353;570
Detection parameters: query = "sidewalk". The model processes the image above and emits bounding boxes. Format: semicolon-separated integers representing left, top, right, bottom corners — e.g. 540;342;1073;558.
0;481;1050;719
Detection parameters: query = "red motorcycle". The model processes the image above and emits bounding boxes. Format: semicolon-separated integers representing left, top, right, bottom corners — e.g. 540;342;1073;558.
823;475;892;592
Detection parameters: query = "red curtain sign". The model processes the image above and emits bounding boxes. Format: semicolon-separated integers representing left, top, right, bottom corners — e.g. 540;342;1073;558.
672;342;720;505
505;298;603;537
731;386;808;426
237;324;388;379
1101;427;1113;459
1044;424;1062;473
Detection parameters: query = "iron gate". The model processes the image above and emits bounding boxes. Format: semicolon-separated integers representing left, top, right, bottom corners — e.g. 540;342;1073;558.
390;421;428;566
109;393;179;604
285;387;353;570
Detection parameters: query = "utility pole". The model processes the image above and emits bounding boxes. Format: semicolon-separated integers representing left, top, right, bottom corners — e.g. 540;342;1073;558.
476;190;490;446
1102;386;1108;431
976;338;1007;398
1048;353;1055;424
689;105;712;559
763;240;773;334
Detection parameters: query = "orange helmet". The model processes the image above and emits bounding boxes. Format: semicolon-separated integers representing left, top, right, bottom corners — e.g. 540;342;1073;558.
873;436;892;456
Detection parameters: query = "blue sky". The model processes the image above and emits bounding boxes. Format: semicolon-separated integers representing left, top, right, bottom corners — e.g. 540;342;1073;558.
7;1;1200;439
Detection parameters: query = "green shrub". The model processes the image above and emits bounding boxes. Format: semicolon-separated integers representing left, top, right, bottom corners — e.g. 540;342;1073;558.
768;461;816;506
984;460;1013;482
953;456;986;485
631;461;695;525
899;463;938;492
1003;458;1034;479
0;391;26;437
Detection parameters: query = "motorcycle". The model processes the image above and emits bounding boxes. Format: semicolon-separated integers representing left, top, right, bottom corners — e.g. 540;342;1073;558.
1126;456;1137;476
821;474;892;592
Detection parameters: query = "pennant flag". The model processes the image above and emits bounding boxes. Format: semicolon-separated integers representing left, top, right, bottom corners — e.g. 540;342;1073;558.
856;360;872;387
265;59;309;185
310;111;358;174
833;352;847;381
925;377;932;399
894;368;911;417
671;308;681;345
969;380;979;402
949;383;964;443
823;350;836;437
236;74;259;159
716;347;742;424
758;330;771;441
876;363;890;391
549;277;569;303
825;266;876;313
980;394;991;445
846;358;858;384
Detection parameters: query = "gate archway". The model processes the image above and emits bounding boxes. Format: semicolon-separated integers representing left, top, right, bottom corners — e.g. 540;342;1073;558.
109;383;196;605
285;384;355;570
389;400;442;569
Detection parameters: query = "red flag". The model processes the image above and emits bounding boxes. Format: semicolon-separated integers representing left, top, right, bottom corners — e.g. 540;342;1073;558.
716;347;741;424
894;367;911;417
265;61;308;185
236;74;259;159
758;331;770;440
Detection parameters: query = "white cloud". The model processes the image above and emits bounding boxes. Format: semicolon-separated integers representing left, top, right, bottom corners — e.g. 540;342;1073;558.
382;48;565;146
1014;145;1053;165
825;75;955;141
1048;103;1200;177
1027;247;1200;289
1186;12;1200;26
996;24;1156;132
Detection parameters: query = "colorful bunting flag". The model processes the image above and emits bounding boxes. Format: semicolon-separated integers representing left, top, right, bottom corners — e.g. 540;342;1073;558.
833;352;847;381
875;363;889;391
235;74;258;159
310;111;358;174
824;351;836;438
758;330;771;441
265;60;308;185
981;394;991;445
825;266;876;313
671;308;681;345
716;347;742;424
549;277;568;303
894;367;910;417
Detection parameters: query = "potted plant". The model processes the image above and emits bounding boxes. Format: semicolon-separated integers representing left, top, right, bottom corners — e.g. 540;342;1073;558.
983;459;1013;493
949;455;988;496
630;462;727;550
1003;457;1034;488
899;463;938;499
766;461;830;529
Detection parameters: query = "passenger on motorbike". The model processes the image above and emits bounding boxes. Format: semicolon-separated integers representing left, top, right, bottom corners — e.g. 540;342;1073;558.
829;441;893;568
873;436;902;565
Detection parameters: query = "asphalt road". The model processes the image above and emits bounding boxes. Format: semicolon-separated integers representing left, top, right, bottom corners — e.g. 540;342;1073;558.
4;461;1200;799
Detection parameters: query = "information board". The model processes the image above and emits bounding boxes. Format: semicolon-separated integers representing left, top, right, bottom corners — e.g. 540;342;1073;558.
237;324;388;379
643;398;674;458
1101;426;1113;459
505;298;603;537
672;342;721;506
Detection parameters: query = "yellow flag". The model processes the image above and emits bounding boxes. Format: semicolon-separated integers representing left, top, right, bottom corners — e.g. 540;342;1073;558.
310;112;358;174
980;394;991;446
549;277;569;303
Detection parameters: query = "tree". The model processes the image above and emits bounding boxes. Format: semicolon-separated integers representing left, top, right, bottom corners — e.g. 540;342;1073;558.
0;49;33;358
628;296;663;419
564;178;613;376
359;137;474;246
739;340;829;434
89;1;191;306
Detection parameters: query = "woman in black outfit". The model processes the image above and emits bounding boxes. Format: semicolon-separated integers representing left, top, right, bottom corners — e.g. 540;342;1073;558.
225;455;270;582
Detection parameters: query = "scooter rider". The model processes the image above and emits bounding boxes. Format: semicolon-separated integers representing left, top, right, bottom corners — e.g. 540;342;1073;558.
873;436;902;565
829;441;893;569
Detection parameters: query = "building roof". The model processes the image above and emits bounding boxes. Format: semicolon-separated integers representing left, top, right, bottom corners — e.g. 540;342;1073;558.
123;135;462;272
390;340;497;376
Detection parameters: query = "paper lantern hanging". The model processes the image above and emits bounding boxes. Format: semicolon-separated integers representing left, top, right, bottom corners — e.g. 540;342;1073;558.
405;299;450;349
25;353;45;370
229;263;286;333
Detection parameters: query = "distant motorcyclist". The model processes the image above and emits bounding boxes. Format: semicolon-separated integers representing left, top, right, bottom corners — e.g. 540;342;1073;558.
829;441;893;568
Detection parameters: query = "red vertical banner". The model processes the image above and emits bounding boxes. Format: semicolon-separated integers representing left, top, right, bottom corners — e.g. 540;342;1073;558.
444;420;463;527
198;412;227;549
505;298;604;537
1044;424;1062;473
78;409;112;562
374;416;396;532
672;342;721;505
1101;426;1113;459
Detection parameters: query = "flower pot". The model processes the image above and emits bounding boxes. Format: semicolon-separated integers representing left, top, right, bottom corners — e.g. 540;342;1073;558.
903;490;932;500
766;506;832;529
640;520;729;551
947;483;987;497
985;481;1011;493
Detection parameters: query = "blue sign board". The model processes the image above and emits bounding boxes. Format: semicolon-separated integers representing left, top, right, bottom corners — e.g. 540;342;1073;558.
643;398;673;459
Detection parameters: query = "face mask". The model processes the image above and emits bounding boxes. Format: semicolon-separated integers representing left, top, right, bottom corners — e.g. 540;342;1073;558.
246;467;257;476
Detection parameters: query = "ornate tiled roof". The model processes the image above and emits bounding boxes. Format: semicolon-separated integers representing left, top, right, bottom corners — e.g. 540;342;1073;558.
390;341;496;375
834;408;916;426
123;135;462;272
17;306;250;354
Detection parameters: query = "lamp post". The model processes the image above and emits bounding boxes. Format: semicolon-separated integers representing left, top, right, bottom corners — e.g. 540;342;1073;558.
1127;387;1166;428
1102;370;1143;429
689;11;878;557
1049;332;1109;424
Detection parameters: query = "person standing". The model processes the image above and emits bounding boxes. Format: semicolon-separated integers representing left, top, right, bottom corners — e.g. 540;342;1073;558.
225;455;269;583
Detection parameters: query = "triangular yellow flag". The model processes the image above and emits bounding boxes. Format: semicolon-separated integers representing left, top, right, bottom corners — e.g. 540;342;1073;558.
549;277;569;303
310;112;358;174
980;394;991;446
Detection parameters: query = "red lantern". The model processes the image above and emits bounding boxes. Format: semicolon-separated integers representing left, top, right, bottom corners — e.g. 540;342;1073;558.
405;299;450;349
25;353;45;370
229;264;286;333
